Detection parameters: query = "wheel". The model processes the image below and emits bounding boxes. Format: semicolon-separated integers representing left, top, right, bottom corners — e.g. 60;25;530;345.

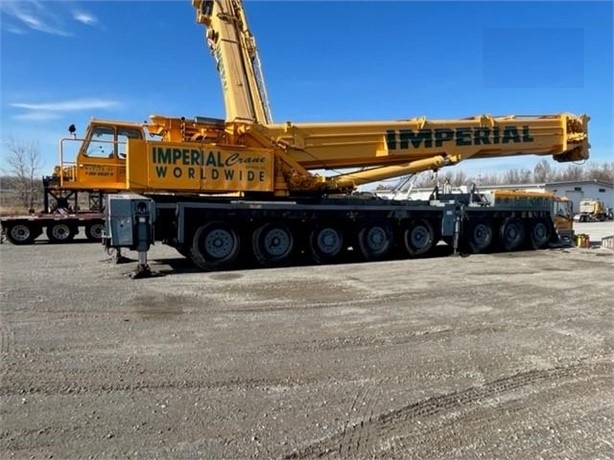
5;223;36;245
529;218;551;249
499;217;525;251
252;223;295;267
403;219;435;257
466;219;494;254
190;221;241;271
46;222;76;243
357;220;394;261
85;222;105;242
309;225;344;264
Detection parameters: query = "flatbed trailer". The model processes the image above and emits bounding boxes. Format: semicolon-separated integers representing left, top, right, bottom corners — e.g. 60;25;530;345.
0;212;105;245
105;189;560;277
0;177;106;245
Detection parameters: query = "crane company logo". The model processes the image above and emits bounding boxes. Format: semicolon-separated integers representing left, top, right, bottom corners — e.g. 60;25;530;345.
386;126;534;150
151;147;269;184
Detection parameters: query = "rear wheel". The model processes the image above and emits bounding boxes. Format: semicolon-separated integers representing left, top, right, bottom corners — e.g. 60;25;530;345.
499;217;525;251
252;223;295;267
357;220;394;261
309;225;344;264
403;219;435;257
5;223;36;245
190;221;241;271
46;222;76;243
85;222;104;242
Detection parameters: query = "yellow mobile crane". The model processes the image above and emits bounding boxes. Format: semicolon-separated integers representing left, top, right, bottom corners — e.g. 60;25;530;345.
2;0;591;276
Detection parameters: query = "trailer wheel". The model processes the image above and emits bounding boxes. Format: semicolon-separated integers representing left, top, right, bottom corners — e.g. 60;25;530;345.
46;222;76;243
85;222;105;241
191;221;241;271
499;217;525;251
404;219;435;257
529;218;551;249
252;223;295;267
309;225;344;264
466;219;494;254
5;223;36;245
357;220;394;261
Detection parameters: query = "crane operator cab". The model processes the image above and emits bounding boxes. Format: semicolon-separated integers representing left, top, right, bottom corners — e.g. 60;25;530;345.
55;120;145;192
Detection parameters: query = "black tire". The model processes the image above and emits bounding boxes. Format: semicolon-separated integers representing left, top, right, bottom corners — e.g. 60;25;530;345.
466;219;494;254
499;217;525;251
529;218;551;250
5;223;36;245
309;224;345;264
357;220;394;261
404;219;435;257
190;221;241;271
252;223;295;267
85;222;105;242
46;222;76;244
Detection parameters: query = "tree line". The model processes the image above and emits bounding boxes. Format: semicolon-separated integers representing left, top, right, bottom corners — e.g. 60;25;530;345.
378;160;614;190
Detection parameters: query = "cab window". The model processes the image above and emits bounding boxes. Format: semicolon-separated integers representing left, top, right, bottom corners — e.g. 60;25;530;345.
85;126;116;157
117;128;143;157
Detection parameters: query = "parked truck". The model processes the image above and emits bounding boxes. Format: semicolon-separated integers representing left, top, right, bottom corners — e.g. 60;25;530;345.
574;198;612;222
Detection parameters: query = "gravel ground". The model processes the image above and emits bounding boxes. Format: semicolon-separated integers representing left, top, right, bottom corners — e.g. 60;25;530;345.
0;223;613;459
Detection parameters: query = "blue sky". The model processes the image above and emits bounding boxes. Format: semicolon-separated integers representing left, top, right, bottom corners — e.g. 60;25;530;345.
1;0;612;184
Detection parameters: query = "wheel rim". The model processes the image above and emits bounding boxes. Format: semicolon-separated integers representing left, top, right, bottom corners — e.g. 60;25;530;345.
11;225;31;242
409;225;431;251
404;220;434;256
315;227;342;255
365;226;388;252
262;227;292;257
473;223;492;248
532;222;547;241
504;223;520;242
51;224;71;240
203;228;237;260
501;219;524;249
89;223;104;239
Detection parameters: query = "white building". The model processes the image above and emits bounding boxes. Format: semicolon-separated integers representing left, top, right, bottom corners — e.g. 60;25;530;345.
545;180;613;212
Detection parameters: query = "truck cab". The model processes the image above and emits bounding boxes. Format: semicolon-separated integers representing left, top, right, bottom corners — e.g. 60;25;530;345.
53;120;145;192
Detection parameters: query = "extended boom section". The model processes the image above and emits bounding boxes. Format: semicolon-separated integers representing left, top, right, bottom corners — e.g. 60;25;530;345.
192;0;273;123
120;112;589;196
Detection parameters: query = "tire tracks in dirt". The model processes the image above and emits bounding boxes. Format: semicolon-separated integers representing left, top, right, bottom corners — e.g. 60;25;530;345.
282;360;612;459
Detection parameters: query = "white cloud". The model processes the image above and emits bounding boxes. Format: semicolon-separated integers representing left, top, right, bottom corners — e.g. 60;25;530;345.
0;0;72;37
12;99;120;112
73;11;98;26
10;98;120;122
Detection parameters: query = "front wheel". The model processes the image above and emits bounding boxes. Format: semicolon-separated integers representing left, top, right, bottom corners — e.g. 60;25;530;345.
529;218;551;249
190;221;241;271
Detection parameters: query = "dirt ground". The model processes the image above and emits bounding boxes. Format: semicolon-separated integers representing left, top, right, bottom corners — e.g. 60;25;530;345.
1;230;613;459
